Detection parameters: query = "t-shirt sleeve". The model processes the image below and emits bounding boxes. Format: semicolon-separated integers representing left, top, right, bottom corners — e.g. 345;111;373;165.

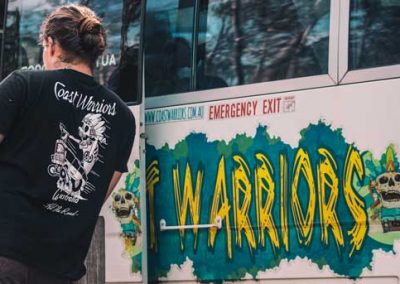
0;72;27;135
115;110;136;173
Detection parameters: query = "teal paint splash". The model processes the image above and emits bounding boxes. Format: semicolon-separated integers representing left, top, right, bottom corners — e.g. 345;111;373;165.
146;123;395;282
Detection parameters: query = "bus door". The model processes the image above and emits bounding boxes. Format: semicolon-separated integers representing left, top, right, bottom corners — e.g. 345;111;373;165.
143;0;332;281
0;0;146;283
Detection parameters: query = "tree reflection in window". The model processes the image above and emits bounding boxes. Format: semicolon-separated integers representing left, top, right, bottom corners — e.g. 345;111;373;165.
349;0;400;70
107;0;141;103
2;0;141;103
144;0;195;97
196;0;330;90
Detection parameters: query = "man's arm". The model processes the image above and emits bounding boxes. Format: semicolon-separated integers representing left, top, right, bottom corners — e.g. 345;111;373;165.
104;171;123;202
0;72;27;138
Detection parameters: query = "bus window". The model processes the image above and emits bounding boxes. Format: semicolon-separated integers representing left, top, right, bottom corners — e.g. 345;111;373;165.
2;0;141;104
144;0;195;97
103;0;142;104
196;0;330;90
349;0;400;70
0;0;6;79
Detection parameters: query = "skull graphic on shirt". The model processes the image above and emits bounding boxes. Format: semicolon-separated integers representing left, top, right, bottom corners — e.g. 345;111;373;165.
48;113;108;201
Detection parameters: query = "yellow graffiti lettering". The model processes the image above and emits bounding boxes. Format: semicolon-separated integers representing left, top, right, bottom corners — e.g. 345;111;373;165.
255;153;279;252
146;160;160;252
291;148;316;246
343;146;367;257
317;148;344;252
173;162;203;250
280;154;289;252
208;157;232;258
232;155;256;252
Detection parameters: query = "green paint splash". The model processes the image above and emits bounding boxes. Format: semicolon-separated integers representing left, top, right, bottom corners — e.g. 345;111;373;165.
147;123;396;282
110;159;142;273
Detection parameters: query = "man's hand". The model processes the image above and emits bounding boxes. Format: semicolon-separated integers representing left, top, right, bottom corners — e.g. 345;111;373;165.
0;133;4;144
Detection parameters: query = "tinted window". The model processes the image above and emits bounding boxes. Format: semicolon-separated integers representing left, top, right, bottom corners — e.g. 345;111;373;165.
144;0;330;97
349;0;400;70
0;0;5;78
2;0;141;103
144;0;195;97
197;0;330;90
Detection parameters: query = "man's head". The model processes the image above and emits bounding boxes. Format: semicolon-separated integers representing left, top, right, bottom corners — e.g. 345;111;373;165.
39;4;107;69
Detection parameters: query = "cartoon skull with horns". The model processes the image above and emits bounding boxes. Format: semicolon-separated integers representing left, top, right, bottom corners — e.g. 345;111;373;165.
112;188;138;224
371;147;400;209
369;146;400;232
374;171;400;208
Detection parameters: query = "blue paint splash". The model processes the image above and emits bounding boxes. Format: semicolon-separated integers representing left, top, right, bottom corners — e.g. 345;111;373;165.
147;123;395;282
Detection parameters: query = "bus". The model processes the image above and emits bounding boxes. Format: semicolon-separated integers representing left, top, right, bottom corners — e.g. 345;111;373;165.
1;0;400;283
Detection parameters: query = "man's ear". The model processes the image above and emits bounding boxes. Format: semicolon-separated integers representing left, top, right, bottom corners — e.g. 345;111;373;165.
47;37;57;56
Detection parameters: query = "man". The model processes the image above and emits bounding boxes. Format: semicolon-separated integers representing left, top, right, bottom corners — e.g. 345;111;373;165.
0;4;135;283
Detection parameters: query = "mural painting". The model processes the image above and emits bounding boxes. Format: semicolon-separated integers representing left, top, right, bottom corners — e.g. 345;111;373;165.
146;122;400;282
110;160;142;273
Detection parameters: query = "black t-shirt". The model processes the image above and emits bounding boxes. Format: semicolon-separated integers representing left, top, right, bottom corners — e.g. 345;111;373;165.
0;69;135;280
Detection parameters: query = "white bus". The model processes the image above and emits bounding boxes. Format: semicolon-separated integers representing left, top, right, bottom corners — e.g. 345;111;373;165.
1;0;400;283
143;0;400;283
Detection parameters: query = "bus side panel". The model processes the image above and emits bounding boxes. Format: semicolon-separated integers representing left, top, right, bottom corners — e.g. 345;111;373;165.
101;105;143;283
145;79;400;283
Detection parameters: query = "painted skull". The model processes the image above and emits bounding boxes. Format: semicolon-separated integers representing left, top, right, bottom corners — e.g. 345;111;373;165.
112;189;136;224
79;113;106;144
376;171;400;208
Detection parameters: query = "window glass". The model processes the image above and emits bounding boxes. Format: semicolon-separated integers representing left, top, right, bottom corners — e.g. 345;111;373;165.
2;0;141;103
349;0;400;70
0;0;5;78
196;0;330;90
144;0;195;97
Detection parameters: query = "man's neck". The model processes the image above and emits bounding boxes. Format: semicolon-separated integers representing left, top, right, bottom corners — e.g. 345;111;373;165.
53;61;93;77
67;64;93;77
